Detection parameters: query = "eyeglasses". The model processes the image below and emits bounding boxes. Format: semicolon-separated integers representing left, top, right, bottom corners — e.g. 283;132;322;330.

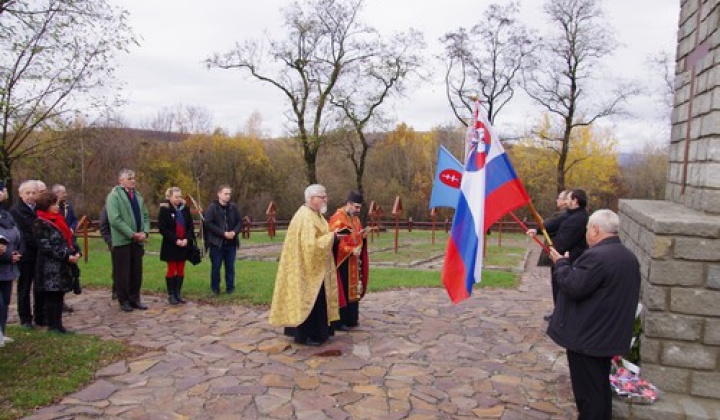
313;195;328;200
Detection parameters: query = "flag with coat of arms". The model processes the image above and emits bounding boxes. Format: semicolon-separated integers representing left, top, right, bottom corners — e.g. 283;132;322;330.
441;101;531;304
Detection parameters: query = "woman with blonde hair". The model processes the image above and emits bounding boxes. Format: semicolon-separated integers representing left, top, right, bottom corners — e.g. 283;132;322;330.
158;187;196;304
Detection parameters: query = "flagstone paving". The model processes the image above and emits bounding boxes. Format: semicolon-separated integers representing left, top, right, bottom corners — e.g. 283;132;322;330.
20;247;578;419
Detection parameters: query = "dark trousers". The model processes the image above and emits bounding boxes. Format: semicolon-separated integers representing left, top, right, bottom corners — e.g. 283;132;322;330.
210;244;236;292
44;291;65;330
0;281;12;334
333;262;359;327
112;243;144;305
294;284;330;344
567;350;612;420
17;261;44;325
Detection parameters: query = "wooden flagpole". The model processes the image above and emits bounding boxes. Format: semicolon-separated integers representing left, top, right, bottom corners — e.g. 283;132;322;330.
527;201;553;248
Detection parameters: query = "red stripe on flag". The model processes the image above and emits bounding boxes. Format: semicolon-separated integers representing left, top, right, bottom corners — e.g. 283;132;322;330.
485;179;531;228
442;239;471;304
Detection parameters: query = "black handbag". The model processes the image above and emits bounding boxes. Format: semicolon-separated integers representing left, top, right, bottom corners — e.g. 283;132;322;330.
70;264;82;294
189;241;202;265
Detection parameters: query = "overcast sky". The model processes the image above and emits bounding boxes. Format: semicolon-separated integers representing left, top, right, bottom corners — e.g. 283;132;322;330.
107;0;680;152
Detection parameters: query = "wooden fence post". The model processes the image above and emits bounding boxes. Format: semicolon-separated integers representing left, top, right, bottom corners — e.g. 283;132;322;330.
368;201;383;243
78;216;89;263
391;196;403;254
242;216;252;239
266;201;277;239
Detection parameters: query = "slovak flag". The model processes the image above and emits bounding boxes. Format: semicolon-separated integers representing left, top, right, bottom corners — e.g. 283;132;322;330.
442;101;530;304
429;145;463;209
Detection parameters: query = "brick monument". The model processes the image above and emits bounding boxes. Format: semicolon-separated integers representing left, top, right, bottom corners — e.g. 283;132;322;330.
616;0;720;418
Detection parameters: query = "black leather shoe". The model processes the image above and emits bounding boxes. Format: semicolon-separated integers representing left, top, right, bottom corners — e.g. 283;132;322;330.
130;302;148;310
62;303;74;313
304;339;323;347
120;302;134;312
335;324;351;332
21;322;35;330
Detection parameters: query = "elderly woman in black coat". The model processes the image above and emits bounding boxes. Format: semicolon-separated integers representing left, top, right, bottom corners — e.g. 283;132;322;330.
158;187;196;305
33;192;81;334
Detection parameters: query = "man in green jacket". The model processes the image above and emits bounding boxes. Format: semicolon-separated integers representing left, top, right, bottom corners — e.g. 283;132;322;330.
106;169;150;312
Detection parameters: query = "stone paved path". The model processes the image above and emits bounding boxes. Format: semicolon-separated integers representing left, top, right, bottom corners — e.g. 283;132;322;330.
21;247;576;419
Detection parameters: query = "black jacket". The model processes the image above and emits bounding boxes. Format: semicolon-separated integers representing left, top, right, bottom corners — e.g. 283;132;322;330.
203;200;241;249
10;202;37;262
99;206;112;248
158;201;196;262
33;219;79;292
552;207;588;263
547;236;641;357
544;211;568;236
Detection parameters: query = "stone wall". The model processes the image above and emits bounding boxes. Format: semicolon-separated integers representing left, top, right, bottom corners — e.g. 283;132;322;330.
616;200;720;418
666;0;720;213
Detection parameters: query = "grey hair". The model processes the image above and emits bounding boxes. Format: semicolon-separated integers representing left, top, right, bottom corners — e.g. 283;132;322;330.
304;184;326;204
118;168;135;180
18;180;36;193
165;186;182;199
51;184;65;194
588;209;620;234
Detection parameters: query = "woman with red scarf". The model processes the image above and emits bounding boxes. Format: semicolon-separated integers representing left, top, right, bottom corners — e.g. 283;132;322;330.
33;192;81;334
158;187;195;305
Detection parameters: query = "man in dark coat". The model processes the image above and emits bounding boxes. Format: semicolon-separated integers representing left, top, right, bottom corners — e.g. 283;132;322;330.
548;209;641;420
203;185;241;295
549;189;589;306
10;180;44;328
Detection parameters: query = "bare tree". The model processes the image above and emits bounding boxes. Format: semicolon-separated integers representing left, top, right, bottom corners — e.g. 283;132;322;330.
329;29;424;193
441;1;537;125
646;51;675;114
142;104;213;134
0;0;136;187
524;0;637;192
207;0;411;184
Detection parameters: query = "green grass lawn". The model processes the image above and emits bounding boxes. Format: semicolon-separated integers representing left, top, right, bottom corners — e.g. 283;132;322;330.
79;231;526;305
0;325;139;420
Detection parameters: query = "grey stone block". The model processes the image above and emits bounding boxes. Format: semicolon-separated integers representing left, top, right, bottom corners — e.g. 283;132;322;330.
671;288;720;316
639;337;662;364
705;318;720;345
675;237;720;260
691;372;720;399
644;314;703;341
642;364;691;394
648;260;704;286
706;264;720;289
620;200;720;238
661;342;717;370
642;283;668;311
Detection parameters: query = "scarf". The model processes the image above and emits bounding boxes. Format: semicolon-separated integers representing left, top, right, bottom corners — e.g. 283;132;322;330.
37;209;74;248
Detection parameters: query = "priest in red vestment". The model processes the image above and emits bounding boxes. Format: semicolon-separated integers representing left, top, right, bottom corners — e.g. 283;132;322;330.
328;191;369;331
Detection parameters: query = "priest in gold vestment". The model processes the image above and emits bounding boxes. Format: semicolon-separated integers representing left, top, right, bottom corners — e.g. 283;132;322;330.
269;184;340;346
